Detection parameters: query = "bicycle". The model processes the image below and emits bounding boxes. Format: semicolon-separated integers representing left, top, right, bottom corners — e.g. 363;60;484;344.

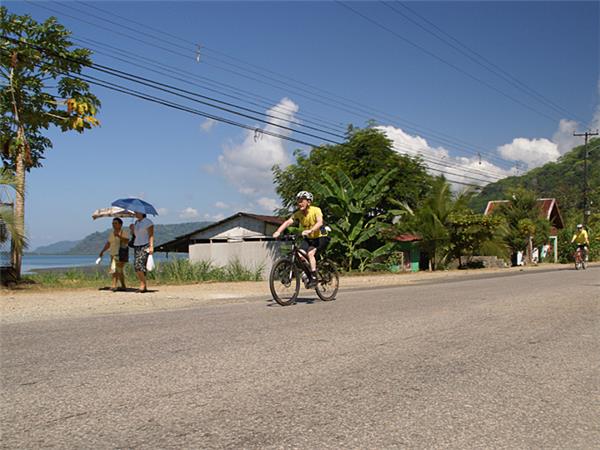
574;246;587;270
269;235;339;306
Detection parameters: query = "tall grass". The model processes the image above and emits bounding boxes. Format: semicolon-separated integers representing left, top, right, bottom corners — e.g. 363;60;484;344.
23;258;265;289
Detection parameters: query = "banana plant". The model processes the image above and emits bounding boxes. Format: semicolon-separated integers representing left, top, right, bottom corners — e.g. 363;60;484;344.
314;168;398;271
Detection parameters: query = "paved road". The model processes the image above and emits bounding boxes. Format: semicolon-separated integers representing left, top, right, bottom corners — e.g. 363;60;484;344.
1;267;598;448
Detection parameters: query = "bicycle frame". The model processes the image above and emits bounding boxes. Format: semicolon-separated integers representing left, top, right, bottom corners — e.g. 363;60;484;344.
283;236;315;279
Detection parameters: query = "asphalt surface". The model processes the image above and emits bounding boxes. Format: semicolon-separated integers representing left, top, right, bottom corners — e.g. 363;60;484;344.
1;267;599;448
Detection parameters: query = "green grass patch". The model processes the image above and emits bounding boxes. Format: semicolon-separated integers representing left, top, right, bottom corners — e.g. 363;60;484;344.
21;258;265;289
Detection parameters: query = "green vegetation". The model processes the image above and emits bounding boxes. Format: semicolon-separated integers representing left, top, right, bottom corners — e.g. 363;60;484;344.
1;7;101;277
23;258;264;289
393;177;505;270
472;139;600;222
0;167;27;254
472;139;600;264
273;127;433;216
314;168;399;272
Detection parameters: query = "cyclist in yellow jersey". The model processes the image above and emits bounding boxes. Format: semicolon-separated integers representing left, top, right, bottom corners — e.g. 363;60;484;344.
571;224;590;261
273;191;330;287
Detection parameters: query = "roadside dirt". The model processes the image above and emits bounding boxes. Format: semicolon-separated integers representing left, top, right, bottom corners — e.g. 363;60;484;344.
0;264;583;324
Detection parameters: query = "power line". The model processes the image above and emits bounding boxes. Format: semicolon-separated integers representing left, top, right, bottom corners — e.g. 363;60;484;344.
3;36;506;185
72;36;348;135
382;1;587;124
335;1;564;124
25;0;512;168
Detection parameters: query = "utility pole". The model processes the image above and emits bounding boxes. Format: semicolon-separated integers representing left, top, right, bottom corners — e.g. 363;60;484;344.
573;130;599;226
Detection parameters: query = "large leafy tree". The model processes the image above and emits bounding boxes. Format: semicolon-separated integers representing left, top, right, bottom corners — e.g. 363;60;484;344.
1;7;101;277
273;127;433;215
313;168;399;271
446;212;507;267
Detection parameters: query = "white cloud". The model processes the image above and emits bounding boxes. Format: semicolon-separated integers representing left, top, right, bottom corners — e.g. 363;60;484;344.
200;118;216;132
179;207;199;219
376;125;512;188
157;208;169;216
215;201;229;209
256;197;279;213
218;98;298;196
497;137;559;169
552;119;580;155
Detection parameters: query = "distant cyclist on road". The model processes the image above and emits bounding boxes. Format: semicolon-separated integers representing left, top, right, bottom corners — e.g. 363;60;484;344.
571;223;590;261
273;191;330;287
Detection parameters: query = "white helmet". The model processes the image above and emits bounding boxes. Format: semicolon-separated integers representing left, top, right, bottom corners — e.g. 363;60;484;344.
577;223;583;229
296;191;313;202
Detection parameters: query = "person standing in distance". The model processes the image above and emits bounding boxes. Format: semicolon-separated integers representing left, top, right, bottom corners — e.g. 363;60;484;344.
130;212;154;293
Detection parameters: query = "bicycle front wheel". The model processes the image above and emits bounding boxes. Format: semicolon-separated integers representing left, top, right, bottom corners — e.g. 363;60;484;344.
269;258;300;306
316;260;339;301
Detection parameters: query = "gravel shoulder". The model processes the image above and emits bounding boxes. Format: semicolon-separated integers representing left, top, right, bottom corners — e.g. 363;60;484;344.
0;263;587;324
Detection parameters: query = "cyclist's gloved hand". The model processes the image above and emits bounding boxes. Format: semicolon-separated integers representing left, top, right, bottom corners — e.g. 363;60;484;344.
301;230;311;237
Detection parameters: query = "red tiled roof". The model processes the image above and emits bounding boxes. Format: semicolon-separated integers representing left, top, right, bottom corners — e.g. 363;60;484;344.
484;198;564;229
392;233;422;242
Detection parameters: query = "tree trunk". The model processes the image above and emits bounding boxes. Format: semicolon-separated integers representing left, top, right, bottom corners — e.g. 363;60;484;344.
12;127;26;279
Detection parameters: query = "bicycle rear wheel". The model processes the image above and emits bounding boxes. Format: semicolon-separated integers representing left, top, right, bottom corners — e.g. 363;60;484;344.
269;258;300;306
316;259;339;301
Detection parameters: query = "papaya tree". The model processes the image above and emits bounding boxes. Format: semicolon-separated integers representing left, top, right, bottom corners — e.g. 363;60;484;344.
1;7;101;277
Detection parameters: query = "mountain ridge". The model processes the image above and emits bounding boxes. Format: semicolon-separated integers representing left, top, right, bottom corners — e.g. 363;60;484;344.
30;221;212;255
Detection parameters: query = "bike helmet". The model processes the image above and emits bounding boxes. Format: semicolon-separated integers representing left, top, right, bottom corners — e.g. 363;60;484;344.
296;191;313;202
577;224;583;229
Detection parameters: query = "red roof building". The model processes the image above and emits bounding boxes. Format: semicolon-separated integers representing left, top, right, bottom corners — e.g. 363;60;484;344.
484;198;565;236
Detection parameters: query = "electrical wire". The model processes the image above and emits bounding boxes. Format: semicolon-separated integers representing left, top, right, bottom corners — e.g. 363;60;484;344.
24;0;513;167
384;1;587;124
335;1;564;124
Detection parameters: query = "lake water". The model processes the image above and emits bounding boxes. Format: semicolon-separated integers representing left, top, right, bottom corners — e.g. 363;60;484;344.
21;253;187;274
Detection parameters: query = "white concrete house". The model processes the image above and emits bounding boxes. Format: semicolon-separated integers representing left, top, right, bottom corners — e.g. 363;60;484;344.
155;212;285;276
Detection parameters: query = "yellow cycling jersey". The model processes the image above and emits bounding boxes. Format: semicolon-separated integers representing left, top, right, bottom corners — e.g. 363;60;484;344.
572;229;589;245
292;205;323;239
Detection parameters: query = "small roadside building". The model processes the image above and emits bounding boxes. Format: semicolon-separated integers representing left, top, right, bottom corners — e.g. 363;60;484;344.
155;212;285;276
483;197;565;262
391;233;422;272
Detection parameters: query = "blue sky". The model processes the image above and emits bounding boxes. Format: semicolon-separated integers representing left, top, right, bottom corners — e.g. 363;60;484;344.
3;1;599;250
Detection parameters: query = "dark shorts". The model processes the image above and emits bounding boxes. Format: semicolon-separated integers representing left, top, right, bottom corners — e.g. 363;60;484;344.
300;236;331;255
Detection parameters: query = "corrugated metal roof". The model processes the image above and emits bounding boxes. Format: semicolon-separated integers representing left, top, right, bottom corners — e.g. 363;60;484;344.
155;212;285;252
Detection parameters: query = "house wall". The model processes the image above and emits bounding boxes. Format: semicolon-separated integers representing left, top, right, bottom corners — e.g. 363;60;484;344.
189;240;283;277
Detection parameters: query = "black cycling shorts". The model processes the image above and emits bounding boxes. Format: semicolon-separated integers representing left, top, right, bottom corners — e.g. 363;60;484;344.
301;236;331;255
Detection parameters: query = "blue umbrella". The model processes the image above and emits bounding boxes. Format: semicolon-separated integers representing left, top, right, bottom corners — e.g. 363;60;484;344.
111;198;158;216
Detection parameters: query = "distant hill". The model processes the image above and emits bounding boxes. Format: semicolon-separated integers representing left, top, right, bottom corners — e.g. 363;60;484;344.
471;139;600;223
33;222;212;255
30;240;79;254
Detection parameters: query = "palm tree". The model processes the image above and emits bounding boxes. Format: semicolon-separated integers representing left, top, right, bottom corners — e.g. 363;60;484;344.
397;177;472;271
